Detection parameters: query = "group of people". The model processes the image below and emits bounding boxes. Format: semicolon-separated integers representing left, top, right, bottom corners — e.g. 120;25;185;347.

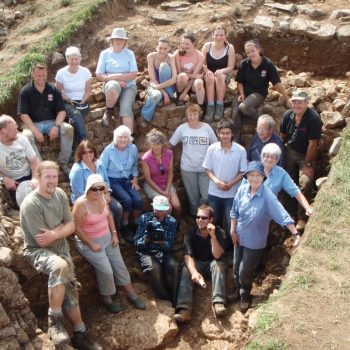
0;22;324;350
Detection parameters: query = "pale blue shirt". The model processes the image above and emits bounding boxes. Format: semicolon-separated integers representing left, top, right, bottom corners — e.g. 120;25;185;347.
96;47;138;88
203;141;247;198
230;183;294;249
241;163;299;198
100;143;139;179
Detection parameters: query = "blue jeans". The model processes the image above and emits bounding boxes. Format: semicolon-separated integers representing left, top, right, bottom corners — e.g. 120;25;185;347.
109;177;143;213
65;103;88;144
176;259;226;311
23;120;73;164
233;245;265;301
208;194;233;250
141;63;175;122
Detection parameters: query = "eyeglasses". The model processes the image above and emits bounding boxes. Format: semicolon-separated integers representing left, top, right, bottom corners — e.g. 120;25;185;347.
196;215;209;220
158;163;165;175
90;186;105;192
256;128;268;133
83;150;94;155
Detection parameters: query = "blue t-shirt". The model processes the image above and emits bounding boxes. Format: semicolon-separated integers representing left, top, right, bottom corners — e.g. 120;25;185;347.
96;47;138;88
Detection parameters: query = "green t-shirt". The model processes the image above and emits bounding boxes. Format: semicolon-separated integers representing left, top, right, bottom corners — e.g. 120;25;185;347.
20;187;73;254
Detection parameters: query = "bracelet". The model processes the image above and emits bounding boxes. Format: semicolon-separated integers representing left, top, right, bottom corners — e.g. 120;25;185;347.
112;230;117;233
54;124;60;128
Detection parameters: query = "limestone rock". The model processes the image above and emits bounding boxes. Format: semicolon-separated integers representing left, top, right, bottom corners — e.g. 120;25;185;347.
264;2;296;14
160;1;190;11
0;247;13;267
51;51;65;66
337;25;350;43
253;15;274;30
321;111;345;129
330;9;350;21
290;18;336;40
150;13;179;25
297;6;327;19
14;11;24;19
332;98;346;111
329;137;342;157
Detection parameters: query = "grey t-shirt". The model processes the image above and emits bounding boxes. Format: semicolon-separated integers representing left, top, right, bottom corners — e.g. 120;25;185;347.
20;187;73;254
170;122;217;172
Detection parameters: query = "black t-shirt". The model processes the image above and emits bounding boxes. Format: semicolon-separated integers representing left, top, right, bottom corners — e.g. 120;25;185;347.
183;226;226;262
17;81;65;123
280;107;322;154
235;56;281;98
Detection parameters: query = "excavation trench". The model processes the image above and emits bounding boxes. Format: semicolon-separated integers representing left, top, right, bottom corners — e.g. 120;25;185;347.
1;0;350;348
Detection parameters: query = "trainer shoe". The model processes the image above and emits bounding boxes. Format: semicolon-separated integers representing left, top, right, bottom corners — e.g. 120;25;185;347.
128;296;146;310
213;104;224;121
173;309;192;323
213;303;227;318
101;109;114;128
104;300;122;314
72;331;102;350
47;315;70;345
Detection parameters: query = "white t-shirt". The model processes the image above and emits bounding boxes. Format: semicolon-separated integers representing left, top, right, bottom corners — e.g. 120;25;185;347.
0;134;36;180
55;66;92;100
170;122;217;172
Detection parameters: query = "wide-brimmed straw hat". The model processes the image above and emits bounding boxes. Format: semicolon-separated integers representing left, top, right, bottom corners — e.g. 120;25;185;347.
108;27;129;40
84;174;108;194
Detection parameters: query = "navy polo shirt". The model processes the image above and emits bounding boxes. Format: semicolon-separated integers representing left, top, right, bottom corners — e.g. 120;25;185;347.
235;56;281;98
280;107;322;154
17;81;65;123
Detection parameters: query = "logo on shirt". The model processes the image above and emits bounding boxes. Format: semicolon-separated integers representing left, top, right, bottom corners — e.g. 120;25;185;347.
6;150;28;171
48;94;54;101
261;70;267;77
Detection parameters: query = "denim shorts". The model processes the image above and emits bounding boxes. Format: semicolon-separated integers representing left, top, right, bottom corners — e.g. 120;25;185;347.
104;80;137;118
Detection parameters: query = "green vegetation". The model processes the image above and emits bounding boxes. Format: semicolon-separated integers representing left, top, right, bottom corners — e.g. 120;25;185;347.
60;0;73;6
0;0;107;106
246;338;286;350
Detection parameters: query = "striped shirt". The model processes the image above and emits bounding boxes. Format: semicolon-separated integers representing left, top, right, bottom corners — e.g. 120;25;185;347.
203;141;247;198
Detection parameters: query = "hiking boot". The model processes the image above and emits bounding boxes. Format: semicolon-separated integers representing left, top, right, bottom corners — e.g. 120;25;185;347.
213;104;224;121
101;109;114;128
296;219;306;232
72;331;102;350
204;105;215;122
121;225;134;244
213;303;227;318
239;300;250;312
173;309;192;323
47;314;70;345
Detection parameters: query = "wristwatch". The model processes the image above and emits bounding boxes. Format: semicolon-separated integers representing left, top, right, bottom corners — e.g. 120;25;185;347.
54;124;60;128
305;162;312;167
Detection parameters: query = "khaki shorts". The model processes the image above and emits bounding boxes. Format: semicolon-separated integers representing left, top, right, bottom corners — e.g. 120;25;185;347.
25;248;80;310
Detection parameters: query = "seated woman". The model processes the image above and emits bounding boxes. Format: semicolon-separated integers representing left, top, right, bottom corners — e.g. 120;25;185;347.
169;103;217;216
141;129;181;219
100;125;143;243
174;32;205;107
69;140;123;240
232;39;290;142
96;27;138;133
230;161;300;311
141;37;177;122
55;46;92;148
202;24;235;122
73;174;145;313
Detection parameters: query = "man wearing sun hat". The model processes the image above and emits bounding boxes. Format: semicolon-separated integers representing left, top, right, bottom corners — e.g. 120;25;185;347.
20;160;101;349
280;90;322;231
134;195;179;305
96;27;138;133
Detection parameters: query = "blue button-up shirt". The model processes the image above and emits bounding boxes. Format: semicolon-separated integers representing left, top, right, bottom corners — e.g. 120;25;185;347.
230;183;294;249
247;133;286;168
134;212;177;254
69;160;110;203
100;142;139;179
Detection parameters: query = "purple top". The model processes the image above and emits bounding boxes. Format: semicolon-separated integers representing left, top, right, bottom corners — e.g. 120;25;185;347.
142;148;173;190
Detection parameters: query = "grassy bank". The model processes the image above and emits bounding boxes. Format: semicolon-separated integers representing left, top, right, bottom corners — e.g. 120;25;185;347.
0;0;107;106
245;127;350;349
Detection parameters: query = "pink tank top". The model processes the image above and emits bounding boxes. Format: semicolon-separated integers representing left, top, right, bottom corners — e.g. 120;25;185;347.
179;50;202;74
80;198;110;238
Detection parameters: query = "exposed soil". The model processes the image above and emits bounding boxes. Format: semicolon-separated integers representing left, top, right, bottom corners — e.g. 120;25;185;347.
1;0;350;349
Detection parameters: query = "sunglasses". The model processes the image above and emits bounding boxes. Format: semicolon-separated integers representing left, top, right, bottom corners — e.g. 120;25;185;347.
196;215;209;220
158;163;165;175
83;150;94;155
90;186;105;192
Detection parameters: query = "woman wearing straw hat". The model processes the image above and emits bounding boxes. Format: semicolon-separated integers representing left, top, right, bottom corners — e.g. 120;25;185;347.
73;174;145;313
96;28;138;133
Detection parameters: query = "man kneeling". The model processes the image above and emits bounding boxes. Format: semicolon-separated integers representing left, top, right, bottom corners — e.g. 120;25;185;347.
174;205;227;323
